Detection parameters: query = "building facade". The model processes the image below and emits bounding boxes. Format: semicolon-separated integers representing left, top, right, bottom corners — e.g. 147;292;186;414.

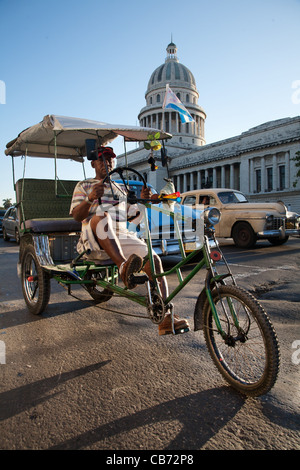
117;42;300;211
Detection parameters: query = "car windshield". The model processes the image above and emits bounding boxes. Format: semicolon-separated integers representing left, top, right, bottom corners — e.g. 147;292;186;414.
113;180;157;198
217;191;248;204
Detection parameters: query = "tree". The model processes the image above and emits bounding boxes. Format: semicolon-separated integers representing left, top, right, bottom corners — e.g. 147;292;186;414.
292;150;300;188
2;198;12;209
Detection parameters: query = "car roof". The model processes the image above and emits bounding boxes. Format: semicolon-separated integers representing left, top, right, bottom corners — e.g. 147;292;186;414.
182;188;242;195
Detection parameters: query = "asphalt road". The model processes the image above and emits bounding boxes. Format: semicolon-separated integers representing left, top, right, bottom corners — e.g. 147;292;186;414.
0;235;299;451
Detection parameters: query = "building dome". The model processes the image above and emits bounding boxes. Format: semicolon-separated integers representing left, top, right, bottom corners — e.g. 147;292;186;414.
138;42;206;147
147;42;197;93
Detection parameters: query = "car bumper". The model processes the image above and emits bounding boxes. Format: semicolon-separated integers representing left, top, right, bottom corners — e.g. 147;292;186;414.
257;227;300;238
151;238;203;256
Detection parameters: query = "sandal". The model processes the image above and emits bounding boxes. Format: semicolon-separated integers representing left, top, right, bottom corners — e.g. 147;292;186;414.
119;254;143;289
158;314;190;336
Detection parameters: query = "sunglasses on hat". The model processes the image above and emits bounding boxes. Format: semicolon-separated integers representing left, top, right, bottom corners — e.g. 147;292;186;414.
98;146;116;159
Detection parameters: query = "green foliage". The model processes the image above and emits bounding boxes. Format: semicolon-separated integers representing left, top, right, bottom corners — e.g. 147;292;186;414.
144;132;162;151
2;198;12;209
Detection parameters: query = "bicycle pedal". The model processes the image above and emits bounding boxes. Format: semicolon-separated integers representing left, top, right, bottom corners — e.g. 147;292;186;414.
129;273;149;285
159;326;190;336
174;326;190;335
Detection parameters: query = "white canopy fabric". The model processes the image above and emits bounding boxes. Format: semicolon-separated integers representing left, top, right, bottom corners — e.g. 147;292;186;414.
5;115;172;162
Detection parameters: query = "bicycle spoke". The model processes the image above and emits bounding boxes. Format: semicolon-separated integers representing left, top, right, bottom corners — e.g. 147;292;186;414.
203;285;279;396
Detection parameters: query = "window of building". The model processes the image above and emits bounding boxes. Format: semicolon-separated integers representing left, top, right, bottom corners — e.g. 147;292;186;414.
157;94;161;103
267;167;273;191
279;165;285;190
256;169;261;193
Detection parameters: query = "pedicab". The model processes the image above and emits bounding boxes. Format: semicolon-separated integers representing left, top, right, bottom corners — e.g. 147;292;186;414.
5;115;280;397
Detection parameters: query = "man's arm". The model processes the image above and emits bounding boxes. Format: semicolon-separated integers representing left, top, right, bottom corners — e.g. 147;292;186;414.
71;181;105;222
72;198;94;222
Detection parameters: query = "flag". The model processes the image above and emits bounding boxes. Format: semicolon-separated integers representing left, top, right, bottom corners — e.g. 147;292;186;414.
162;84;194;123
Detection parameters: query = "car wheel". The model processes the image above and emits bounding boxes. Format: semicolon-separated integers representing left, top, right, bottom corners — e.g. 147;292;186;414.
15;228;20;244
2;227;10;241
267;236;289;246
232;222;257;248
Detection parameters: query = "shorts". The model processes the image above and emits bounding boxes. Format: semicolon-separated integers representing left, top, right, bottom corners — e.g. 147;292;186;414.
77;219;149;261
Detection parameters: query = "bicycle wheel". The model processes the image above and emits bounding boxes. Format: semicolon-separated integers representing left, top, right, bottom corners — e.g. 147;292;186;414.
21;245;51;315
84;271;114;304
203;285;280;397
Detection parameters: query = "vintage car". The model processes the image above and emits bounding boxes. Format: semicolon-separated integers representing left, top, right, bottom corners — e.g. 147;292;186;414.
286;209;300;235
0;209;6;235
2;205;20;243
115;180;200;256
181;188;300;248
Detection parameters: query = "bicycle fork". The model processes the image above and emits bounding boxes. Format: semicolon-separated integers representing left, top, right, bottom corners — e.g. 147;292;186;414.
202;238;244;342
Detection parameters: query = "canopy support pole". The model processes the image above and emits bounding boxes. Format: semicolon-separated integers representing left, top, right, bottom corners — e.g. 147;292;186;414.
19;148;27;230
123;138;129;183
82;160;86;180
11;156;16;195
54;131;58;196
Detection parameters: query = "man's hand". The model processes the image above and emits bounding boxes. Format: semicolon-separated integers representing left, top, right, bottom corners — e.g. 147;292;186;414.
72;180;106;222
140;186;161;204
88;181;105;202
140;185;152;200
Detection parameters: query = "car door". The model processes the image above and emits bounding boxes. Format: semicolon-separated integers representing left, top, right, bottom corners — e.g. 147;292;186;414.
5;208;17;237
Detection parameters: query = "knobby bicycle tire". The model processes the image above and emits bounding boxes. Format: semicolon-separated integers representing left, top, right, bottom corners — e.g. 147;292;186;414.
202;285;280;397
84;271;114;304
21;245;51;315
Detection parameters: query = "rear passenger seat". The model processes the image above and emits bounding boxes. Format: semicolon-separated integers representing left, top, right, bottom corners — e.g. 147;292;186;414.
15;178;81;233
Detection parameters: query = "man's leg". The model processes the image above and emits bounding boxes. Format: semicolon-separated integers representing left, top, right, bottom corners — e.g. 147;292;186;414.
90;213;143;288
90;213;126;269
143;254;190;336
143;254;168;299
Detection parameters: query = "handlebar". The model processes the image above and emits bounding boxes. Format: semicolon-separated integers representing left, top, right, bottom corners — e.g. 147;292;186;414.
101;166;181;206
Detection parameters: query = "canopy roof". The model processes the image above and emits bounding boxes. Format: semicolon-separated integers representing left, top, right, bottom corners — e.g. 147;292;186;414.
5;115;172;162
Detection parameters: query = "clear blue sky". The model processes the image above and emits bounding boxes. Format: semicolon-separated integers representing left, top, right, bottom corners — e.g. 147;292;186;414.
1;0;299;204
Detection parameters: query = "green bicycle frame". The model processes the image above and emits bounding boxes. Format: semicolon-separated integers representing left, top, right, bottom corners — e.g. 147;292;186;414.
52;201;236;337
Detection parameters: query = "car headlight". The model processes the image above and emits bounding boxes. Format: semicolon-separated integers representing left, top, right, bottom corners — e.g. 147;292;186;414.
265;214;274;228
204;207;221;226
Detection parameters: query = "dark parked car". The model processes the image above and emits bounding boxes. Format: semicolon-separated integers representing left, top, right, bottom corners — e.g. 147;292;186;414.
2;205;20;244
0;209;6;235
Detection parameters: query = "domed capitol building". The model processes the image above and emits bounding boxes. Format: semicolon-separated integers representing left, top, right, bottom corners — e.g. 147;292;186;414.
117;42;300;211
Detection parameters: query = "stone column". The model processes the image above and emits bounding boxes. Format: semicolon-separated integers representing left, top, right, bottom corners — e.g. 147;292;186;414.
197;170;201;189
249;159;254;193
183;173;187;192
190;172;194;191
230;164;234;189
261;157;266;192
213;167;217;187
221;166;225;187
